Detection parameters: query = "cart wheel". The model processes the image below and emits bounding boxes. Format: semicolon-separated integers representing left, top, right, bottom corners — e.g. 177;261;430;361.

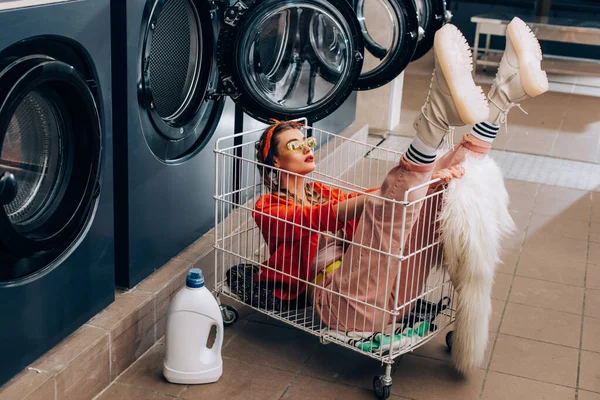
373;376;391;399
221;305;239;327
446;331;454;351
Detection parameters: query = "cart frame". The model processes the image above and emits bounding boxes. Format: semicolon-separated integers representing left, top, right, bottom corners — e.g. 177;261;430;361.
213;123;456;399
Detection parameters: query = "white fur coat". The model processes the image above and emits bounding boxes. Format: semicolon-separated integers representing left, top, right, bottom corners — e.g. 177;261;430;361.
438;154;516;373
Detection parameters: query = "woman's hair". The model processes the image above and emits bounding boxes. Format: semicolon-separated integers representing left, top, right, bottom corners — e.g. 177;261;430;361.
255;121;324;205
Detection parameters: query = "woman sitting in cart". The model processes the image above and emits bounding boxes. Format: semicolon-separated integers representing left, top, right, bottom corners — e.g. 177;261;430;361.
244;21;548;333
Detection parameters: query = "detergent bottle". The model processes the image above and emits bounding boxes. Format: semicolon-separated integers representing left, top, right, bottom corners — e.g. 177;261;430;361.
163;268;223;384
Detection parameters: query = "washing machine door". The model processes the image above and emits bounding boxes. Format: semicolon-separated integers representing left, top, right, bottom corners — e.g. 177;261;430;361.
351;0;419;90
140;0;225;162
411;0;449;61
217;0;364;123
0;56;102;259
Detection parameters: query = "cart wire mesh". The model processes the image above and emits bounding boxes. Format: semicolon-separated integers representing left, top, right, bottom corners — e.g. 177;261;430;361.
214;123;456;365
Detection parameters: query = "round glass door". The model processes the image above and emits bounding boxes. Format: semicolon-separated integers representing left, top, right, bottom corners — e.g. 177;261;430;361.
140;0;225;162
351;0;419;90
0;57;101;261
411;0;449;61
2;90;65;230
217;0;364;123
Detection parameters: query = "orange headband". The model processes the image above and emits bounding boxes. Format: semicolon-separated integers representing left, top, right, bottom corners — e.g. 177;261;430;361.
262;119;304;165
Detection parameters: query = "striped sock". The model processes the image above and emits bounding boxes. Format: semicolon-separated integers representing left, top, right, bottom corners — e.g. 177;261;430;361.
403;136;437;165
470;121;500;143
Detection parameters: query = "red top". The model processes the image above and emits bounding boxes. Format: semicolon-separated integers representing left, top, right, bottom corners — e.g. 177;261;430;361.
252;182;378;300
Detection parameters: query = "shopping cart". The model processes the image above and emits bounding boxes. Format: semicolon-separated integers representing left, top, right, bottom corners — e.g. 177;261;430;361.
212;123;456;399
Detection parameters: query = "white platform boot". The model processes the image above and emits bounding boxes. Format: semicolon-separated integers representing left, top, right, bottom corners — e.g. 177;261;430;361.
413;24;490;149
487;17;549;125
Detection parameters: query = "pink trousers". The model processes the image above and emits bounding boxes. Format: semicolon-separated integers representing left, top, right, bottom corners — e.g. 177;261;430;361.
313;135;491;332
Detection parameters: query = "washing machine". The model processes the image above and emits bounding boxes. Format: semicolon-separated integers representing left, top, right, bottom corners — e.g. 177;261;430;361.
350;0;451;65
111;0;426;288
410;0;452;61
111;0;232;288
0;0;114;385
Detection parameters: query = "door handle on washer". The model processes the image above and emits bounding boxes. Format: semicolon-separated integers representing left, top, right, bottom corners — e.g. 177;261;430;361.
0;172;18;205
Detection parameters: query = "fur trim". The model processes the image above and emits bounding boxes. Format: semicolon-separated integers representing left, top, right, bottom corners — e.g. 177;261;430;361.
438;154;515;373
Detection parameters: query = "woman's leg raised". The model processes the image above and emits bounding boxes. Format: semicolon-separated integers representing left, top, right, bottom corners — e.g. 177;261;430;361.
314;24;489;333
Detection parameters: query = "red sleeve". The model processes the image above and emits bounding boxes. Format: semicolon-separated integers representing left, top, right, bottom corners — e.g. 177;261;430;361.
253;195;343;242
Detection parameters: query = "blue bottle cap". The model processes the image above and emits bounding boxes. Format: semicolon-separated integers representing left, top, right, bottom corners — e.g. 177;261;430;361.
186;268;204;288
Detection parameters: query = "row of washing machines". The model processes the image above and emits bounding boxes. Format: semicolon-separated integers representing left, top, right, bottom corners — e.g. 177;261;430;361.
0;0;450;384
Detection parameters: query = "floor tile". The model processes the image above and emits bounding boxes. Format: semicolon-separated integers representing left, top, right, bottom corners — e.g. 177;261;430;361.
592;194;600;223
585;289;600;319
299;339;384;390
481;371;575;400
490;299;506;333
489;334;579;387
591;223;600;244
492;129;512;150
492;273;513;302
500;303;581;348
498;253;519;275
410;325;453;362
583;317;600;353
502;229;526;254
116;342;186;397
22;378;55;400
505;180;538;212
579;390;600;400
55;334;110;400
516;250;586;287
491;150;600;193
510;210;531;231
32;325;108;374
522;230;588;264
587;264;600;290
0;369;54;400
580;351;600;393
509;276;584;315
589;243;600;265
551;133;599;164
527;212;590;241
390;355;485;400
96;383;175;400
179;359;294;400
281;375;388;400
532;185;591;222
411;324;497;369
222;320;317;373
222;319;250;349
505;128;558;156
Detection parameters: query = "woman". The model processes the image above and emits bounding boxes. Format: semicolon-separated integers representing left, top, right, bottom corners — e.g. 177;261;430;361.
248;19;547;334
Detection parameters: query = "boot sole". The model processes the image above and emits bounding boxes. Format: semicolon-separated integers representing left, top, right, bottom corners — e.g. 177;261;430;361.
507;17;549;97
434;24;489;125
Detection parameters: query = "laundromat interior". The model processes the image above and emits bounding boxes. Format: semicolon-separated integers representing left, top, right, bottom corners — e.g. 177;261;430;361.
1;0;600;399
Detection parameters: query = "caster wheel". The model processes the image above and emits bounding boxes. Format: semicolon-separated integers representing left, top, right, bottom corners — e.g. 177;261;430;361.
373;376;391;399
446;331;454;351
221;304;239;327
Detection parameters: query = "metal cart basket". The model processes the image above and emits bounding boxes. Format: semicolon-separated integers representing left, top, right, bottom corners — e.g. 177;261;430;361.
213;123;456;399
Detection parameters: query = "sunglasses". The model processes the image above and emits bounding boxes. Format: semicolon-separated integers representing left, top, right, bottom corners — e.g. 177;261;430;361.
286;136;317;152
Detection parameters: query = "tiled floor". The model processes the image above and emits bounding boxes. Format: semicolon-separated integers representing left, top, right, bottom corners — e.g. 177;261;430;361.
93;58;600;400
